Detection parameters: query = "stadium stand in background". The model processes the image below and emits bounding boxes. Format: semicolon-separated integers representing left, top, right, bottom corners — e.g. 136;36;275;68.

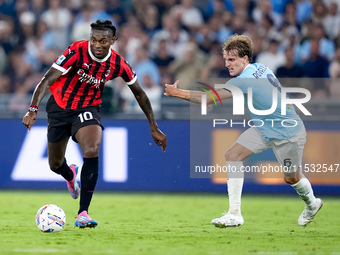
0;0;339;119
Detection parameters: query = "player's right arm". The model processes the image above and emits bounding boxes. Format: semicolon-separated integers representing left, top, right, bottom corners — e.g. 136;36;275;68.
164;80;232;104
22;67;63;131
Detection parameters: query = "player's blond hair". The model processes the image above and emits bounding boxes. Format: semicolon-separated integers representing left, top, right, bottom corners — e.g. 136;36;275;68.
221;34;254;63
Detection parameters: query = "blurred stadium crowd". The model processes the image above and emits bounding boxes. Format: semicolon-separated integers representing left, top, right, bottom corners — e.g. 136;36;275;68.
0;0;340;114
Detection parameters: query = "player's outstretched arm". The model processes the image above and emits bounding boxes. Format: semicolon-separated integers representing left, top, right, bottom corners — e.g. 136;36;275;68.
129;79;167;152
22;67;63;131
164;80;232;104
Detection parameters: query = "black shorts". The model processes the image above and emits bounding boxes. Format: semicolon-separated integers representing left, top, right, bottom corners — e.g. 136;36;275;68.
46;95;104;143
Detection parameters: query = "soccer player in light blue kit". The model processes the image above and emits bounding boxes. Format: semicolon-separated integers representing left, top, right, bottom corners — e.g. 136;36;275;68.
164;34;323;227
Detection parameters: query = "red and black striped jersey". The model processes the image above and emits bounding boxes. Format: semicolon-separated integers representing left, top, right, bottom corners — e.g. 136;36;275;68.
50;40;137;110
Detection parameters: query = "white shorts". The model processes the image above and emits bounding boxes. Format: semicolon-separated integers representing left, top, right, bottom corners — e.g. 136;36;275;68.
236;127;307;173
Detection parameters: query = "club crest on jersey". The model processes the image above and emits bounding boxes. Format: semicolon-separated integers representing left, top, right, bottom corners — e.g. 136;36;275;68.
105;69;111;77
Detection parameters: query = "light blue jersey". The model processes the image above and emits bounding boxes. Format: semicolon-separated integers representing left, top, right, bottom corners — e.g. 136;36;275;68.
226;63;304;141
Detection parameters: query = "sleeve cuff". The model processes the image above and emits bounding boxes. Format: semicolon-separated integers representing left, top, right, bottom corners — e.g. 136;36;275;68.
126;75;137;85
52;63;67;73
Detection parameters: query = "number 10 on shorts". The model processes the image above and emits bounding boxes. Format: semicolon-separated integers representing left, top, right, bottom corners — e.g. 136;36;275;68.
78;112;93;123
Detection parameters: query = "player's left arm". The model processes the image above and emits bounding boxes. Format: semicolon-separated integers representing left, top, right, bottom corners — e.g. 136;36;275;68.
164;80;233;103
128;79;167;152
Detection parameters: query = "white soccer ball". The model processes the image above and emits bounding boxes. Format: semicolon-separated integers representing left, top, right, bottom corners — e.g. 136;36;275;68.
35;204;66;233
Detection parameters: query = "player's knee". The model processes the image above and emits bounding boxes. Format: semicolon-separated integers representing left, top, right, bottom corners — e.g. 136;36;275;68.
49;158;64;172
225;149;241;161
82;143;101;158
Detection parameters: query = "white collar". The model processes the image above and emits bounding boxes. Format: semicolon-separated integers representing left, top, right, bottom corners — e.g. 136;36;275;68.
243;63;251;72
88;41;112;62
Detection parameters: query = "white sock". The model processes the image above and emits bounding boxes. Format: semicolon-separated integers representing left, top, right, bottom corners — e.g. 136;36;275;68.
226;161;244;215
291;177;317;209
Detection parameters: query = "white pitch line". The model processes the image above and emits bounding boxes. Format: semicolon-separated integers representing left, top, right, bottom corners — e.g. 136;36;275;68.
103;250;116;254
12;248;116;254
13;248;68;253
244;252;298;255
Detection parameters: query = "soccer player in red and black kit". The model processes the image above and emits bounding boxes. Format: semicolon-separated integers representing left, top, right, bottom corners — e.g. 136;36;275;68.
22;20;167;228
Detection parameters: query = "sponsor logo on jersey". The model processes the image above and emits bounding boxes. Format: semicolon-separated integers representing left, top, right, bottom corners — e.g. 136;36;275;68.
82;63;92;70
77;69;106;88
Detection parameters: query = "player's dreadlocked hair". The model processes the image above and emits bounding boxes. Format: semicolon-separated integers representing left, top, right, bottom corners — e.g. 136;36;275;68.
90;20;117;38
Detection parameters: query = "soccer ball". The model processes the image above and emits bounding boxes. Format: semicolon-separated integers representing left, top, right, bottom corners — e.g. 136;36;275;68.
35;204;66;232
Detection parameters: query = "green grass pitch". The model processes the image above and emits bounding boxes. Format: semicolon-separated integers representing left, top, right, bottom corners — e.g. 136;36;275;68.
0;190;339;255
